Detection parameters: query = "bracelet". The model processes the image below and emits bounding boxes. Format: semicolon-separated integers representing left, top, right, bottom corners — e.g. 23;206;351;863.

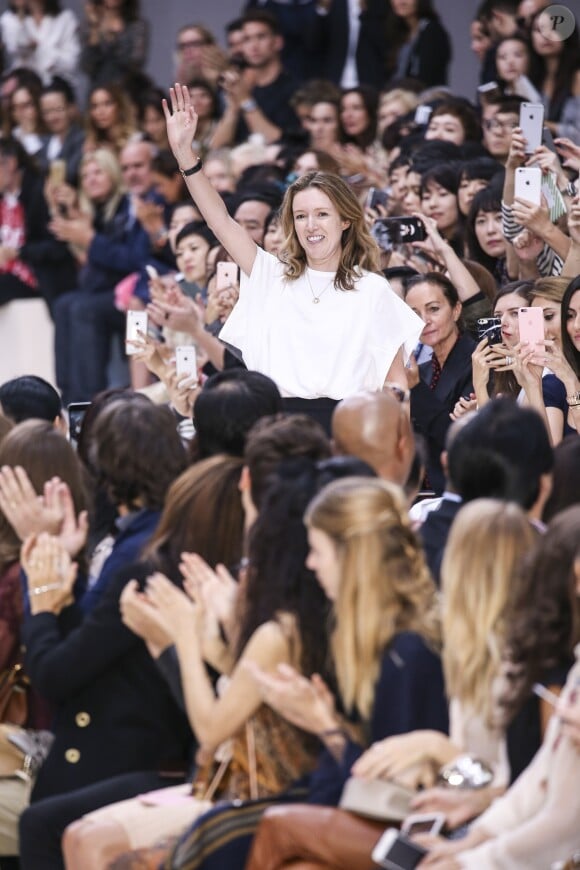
30;583;62;596
566;391;580;405
180;158;202;178
240;98;258;113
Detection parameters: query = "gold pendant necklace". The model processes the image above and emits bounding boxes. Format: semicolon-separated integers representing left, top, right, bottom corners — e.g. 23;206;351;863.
306;269;334;304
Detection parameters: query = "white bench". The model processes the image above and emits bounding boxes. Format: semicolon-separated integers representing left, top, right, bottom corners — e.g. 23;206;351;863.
0;298;56;387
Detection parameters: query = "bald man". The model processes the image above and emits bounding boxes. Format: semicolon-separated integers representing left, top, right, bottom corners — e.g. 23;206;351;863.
331;391;415;487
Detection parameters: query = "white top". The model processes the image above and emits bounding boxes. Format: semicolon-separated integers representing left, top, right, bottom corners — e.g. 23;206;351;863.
219;247;424;400
0;9;80;85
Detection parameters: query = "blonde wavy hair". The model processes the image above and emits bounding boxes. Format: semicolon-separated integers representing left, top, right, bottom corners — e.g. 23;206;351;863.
441;499;536;725
279;171;382;291
78;149;124;224
304;477;440;720
532;276;568;306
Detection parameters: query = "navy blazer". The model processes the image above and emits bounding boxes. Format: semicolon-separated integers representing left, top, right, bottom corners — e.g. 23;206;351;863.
24;561;191;802
410;333;476;495
419;496;463;587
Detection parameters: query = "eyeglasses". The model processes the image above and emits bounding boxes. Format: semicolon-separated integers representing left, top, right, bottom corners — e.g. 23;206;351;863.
12;99;34;110
483;118;518;132
176;39;207;50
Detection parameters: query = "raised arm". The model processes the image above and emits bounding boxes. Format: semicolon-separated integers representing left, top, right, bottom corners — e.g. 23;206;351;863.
163;84;257;277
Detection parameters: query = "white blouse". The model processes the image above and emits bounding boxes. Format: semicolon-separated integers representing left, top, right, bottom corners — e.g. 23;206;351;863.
219;247;424;400
1;9;80;85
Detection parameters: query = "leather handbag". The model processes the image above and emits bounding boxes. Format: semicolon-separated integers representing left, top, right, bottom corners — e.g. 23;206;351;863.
0;663;30;727
0;723;53;780
338;776;415;822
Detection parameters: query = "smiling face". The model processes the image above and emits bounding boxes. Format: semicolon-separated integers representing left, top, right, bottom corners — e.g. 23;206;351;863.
494;291;526;347
496;39;529;83
425;113;465;146
566;289;580;351
421;182;458;236
405;280;461;350
306;526;340;601
474;209;507;259
292;187;350;271
532;294;562;342
340;92;370;138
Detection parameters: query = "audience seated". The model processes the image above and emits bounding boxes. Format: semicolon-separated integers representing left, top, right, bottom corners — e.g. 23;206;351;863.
0;4;577;866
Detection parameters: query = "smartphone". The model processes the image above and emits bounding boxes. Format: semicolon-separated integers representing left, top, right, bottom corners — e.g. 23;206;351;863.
215;261;238;291
514;166;542;206
366;187;390;211
519;102;544;153
518;306;544;351
402;813;446;837
371;828;428;870
532;683;560;706
145;264;159;281
67;401;91;449
373;217;427;249
175;345;197;378
414;105;432;126
125;310;148;355
48;159;66;186
477;316;502;345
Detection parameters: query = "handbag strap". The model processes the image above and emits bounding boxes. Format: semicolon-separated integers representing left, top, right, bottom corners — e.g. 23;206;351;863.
246;719;258;800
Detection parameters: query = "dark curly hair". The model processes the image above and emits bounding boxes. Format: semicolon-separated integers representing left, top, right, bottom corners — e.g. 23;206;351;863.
90;398;187;510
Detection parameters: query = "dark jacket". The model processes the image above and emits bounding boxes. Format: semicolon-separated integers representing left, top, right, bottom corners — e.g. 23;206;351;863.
24;560;191;802
410;333;476;495
17;168;77;307
306;0;388;89
419;496;463;586
392;18;451;87
37;124;86;187
307;632;448;806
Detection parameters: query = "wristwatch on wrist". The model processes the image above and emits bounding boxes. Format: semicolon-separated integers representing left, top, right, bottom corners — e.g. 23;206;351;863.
180;158;202;178
240;98;258;113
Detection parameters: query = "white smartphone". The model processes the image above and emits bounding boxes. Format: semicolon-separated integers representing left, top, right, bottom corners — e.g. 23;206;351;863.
371;828;427;870
215;261;238;291
175;345;197;379
145;264;159;281
414;105;432;126
514;166;542;206
402;813;446;837
125;310;148;355
519;102;544;153
518;306;544;351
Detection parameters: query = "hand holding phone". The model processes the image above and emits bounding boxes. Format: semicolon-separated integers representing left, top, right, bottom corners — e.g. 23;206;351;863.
175;346;197;379
514;167;542;206
215;261;238;291
126;311;148;355
371;828;428;870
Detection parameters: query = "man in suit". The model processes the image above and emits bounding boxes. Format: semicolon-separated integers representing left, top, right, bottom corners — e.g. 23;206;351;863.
38;78;85;187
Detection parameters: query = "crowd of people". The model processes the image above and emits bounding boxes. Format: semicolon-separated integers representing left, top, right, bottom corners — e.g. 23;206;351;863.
0;0;578;868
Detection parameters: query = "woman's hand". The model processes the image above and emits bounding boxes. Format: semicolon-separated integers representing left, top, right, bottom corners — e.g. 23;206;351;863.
119;579;173;657
554;137;580;172
525;338;579;389
450;394;477;421
557;691;580;750
511;195;551;238
164;367;201;418
127;329;172;380
410;786;495;830
351;731;451;784
179;552;238;635
506;127;527;170
0;467;64;540
162;84;200;169
527;144;567;187
144;571;202;645
21;532;77;615
246;661;339;735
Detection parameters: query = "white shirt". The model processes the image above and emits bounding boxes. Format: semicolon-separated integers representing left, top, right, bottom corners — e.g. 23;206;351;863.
1;10;80;85
219;247;424;400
